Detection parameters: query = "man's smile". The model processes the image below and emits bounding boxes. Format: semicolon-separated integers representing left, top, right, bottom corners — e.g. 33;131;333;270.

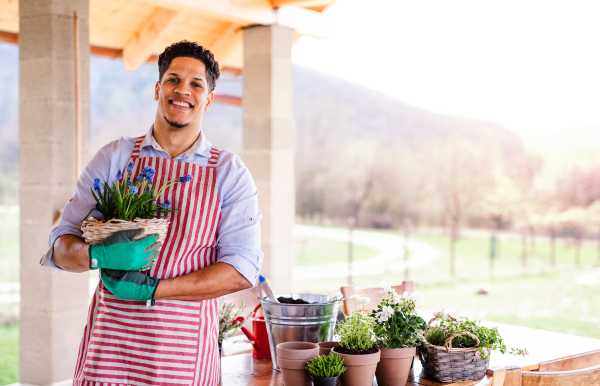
169;98;194;109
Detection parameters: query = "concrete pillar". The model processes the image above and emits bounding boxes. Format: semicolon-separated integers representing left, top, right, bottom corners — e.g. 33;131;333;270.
242;25;295;293
19;0;90;384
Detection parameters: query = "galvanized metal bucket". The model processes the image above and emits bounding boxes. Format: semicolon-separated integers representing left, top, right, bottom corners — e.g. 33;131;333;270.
260;294;340;370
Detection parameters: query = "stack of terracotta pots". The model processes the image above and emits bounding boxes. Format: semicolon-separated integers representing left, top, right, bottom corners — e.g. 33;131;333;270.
276;342;319;386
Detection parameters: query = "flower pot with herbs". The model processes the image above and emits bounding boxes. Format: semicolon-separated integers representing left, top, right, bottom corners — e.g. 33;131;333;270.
333;296;380;386
305;352;346;386
371;283;427;386
218;301;251;358
419;311;528;383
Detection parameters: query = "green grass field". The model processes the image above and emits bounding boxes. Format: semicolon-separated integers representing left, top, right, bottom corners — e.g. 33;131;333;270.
0;324;18;385
294;238;377;266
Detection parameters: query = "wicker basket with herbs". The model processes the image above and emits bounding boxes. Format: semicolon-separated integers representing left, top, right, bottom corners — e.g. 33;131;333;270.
81;160;194;250
418;311;528;383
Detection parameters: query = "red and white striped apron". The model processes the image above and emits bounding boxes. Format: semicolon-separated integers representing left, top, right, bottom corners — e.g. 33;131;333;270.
74;136;222;386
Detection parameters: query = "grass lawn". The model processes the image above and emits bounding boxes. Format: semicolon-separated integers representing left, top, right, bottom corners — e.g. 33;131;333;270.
0;324;19;386
294;238;377;266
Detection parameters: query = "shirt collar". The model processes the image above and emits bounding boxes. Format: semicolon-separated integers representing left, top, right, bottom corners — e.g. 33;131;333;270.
141;125;213;159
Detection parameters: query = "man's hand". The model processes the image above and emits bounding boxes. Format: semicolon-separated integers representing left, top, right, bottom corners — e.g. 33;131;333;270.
101;268;161;303
89;229;161;271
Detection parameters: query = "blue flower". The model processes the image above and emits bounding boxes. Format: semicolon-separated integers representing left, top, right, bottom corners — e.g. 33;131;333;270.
129;185;139;195
136;174;145;182
116;170;122;180
93;178;101;192
159;201;171;208
179;174;194;183
126;160;134;174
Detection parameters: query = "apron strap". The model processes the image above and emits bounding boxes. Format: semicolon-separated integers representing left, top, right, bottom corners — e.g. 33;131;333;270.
130;135;145;162
208;146;220;168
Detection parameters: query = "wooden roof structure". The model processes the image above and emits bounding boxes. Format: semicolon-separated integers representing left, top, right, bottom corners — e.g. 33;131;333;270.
0;0;335;72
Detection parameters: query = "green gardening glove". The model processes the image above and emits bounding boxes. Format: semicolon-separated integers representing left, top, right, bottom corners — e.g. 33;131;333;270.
101;268;161;303
89;229;161;271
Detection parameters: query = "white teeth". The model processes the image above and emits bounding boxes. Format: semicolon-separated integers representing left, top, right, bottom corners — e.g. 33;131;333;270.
173;101;190;107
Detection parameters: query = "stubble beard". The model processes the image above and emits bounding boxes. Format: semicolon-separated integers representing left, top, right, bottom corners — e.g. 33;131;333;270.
163;115;189;130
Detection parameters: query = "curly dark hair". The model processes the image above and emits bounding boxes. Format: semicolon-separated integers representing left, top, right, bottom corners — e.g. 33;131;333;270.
158;40;220;92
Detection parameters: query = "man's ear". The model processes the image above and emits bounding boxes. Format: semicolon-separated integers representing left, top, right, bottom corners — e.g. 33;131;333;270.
204;91;214;112
154;81;160;101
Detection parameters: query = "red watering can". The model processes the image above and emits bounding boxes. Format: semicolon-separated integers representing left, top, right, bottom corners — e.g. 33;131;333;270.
235;304;271;359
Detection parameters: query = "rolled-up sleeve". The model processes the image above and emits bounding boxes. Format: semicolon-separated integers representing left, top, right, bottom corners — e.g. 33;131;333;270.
40;144;112;268
216;153;264;287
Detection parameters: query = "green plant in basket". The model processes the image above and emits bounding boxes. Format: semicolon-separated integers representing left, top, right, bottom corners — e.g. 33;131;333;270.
83;160;193;221
305;353;346;378
425;311;529;360
371;282;427;349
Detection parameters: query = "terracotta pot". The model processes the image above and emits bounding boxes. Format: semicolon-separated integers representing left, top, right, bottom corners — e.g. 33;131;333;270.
277;342;319;386
375;347;416;386
310;375;340;386
318;341;339;356
332;347;380;386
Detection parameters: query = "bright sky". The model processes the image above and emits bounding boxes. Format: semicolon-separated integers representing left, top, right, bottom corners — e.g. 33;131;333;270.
292;0;600;151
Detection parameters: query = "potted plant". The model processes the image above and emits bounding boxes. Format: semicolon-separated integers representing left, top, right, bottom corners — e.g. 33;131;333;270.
332;296;380;386
371;283;427;386
81;161;192;245
305;353;346;386
419;311;528;383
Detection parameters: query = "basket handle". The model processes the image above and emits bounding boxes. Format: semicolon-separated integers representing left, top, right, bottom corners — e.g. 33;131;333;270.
427;313;456;326
443;331;480;352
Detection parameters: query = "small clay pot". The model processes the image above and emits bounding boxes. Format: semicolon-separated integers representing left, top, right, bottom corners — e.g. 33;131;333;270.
333;347;380;386
277;342;319;386
375;347;416;386
318;341;339;356
310;375;340;386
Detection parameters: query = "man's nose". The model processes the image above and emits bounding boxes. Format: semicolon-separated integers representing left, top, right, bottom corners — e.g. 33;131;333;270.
174;83;192;96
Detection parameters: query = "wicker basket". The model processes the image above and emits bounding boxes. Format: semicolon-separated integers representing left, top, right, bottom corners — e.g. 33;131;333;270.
81;217;170;244
418;318;490;383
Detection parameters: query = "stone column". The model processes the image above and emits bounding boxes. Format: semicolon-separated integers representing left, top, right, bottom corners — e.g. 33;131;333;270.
242;25;295;293
19;0;90;383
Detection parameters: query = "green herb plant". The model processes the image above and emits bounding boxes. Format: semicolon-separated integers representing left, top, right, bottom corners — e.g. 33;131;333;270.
425;311;529;360
371;283;427;348
305;353;346;378
335;310;378;354
83;161;193;222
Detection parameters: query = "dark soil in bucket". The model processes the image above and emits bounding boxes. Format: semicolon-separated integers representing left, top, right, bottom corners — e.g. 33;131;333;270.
333;346;379;355
277;296;313;304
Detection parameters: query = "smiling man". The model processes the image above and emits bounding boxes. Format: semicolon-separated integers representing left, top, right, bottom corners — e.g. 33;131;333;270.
41;41;264;385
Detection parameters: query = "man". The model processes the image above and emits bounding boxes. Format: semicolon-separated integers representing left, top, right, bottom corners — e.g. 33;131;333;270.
40;41;263;385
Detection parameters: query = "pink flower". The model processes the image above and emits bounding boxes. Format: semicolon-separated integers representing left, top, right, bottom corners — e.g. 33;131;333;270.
475;351;480;357
434;311;440;317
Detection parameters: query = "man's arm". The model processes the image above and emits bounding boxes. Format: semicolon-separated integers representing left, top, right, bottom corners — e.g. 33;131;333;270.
154;262;251;301
53;235;91;273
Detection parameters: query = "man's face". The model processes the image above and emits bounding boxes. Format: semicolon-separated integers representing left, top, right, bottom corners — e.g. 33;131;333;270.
154;56;214;130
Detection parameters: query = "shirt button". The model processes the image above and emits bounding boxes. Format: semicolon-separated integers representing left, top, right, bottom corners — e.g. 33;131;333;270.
249;217;253;221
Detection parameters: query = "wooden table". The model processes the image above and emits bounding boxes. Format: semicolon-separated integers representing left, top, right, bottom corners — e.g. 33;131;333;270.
220;321;600;386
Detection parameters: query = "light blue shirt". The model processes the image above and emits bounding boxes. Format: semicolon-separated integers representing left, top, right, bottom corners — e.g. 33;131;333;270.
42;126;264;286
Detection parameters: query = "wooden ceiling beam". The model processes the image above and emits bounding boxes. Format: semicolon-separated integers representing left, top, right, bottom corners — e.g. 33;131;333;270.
132;0;330;38
122;7;181;70
272;0;335;7
209;24;242;66
132;0;276;25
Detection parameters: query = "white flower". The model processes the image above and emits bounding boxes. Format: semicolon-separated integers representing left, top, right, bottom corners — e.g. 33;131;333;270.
357;296;370;306
331;291;343;301
410;292;421;302
371;335;377;342
380;282;394;293
348;294;360;301
402;291;409;299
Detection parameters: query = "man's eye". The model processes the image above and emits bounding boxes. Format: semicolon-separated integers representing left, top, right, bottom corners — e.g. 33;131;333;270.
168;78;178;83
193;83;202;88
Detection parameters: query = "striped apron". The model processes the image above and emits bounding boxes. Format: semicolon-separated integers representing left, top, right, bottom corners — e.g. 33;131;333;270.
73;136;222;386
